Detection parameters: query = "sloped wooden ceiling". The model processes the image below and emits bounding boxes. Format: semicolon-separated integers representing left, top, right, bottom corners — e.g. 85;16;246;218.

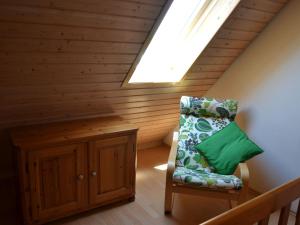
0;0;289;149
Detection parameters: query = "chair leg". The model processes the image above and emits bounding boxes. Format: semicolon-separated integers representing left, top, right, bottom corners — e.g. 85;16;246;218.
164;190;173;214
164;183;173;214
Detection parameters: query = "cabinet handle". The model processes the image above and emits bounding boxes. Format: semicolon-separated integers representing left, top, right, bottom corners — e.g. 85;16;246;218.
77;174;84;180
91;171;97;177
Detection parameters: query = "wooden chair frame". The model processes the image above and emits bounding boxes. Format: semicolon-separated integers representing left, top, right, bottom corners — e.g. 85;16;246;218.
165;132;250;214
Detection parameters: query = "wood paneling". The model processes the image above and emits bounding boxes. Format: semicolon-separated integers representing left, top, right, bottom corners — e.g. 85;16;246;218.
0;0;289;179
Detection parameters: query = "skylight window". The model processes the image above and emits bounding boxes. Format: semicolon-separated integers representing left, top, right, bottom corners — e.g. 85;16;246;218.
125;0;240;84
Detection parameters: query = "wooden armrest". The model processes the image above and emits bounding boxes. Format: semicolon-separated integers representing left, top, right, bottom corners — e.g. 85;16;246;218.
166;132;178;180
237;163;249;188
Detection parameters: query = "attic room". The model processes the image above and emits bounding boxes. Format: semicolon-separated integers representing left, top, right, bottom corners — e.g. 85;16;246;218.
1;0;300;224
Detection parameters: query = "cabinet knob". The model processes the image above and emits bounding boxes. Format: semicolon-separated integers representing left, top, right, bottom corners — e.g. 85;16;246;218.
77;174;84;180
91;171;97;177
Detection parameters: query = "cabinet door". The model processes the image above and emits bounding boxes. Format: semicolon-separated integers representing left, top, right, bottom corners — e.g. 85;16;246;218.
28;143;87;222
89;135;135;205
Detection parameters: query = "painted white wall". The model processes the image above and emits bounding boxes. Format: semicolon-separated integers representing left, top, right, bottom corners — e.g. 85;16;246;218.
206;0;300;210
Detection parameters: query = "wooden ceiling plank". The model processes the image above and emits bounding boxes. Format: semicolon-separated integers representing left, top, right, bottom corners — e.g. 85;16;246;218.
232;7;275;23
1;98;181;112
270;0;289;3
241;0;285;13
8;77;224;90
107;0;166;7
0;0;162;20
0;91;205;106
138;123;176;131
224;18;266;32
209;38;250;49
202;47;243;57
138;130;171;139
0;52;137;65
0;110;180;128
134;118;178;127
0;22;148;43
0;103;180;123
185;72;223;80
0;102;180;116
0;84;212;95
0;38;142;54
121;111;180;120
194;57;236;65
189;65;229;73
0;74;127;86
0;5;155;32
0;108;180;128
216;28;258;41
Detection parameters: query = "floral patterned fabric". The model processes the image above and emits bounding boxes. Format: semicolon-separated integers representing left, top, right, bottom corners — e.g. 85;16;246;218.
174;96;240;189
180;96;238;120
173;167;242;190
176;115;231;172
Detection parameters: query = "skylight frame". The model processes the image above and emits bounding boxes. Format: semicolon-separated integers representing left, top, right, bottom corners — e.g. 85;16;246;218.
122;0;240;88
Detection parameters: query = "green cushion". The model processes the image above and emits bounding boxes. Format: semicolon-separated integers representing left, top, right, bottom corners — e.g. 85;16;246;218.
195;122;263;175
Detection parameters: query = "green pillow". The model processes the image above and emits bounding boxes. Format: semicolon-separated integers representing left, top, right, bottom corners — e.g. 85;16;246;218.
195;122;263;175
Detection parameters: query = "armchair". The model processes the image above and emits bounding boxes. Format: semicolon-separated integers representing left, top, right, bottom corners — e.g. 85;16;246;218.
164;96;249;214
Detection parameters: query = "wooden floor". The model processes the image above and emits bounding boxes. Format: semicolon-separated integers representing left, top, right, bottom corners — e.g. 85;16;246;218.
4;145;296;225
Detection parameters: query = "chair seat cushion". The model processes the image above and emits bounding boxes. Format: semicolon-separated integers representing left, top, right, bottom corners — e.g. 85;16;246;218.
173;166;243;190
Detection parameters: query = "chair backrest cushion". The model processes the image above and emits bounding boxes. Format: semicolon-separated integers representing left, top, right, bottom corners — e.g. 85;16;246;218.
176;96;238;172
180;96;238;120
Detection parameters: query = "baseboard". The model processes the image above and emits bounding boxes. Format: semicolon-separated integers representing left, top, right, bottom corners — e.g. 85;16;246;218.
249;188;260;197
137;140;164;150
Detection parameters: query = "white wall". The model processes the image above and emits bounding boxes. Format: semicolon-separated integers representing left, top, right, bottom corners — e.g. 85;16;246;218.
206;0;300;208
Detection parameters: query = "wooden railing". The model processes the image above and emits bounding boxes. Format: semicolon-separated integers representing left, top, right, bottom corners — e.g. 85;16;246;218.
200;177;300;225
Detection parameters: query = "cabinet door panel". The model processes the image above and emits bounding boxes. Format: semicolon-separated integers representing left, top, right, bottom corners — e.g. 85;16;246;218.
39;154;76;209
89;135;135;205
28;143;87;222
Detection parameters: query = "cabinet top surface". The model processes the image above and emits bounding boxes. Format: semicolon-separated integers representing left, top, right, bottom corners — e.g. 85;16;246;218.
10;116;138;149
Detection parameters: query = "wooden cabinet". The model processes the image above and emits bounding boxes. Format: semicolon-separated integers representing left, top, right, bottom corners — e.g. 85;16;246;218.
11;117;138;225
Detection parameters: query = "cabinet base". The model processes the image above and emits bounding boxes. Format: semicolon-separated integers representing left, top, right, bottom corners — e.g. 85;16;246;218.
128;195;135;202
